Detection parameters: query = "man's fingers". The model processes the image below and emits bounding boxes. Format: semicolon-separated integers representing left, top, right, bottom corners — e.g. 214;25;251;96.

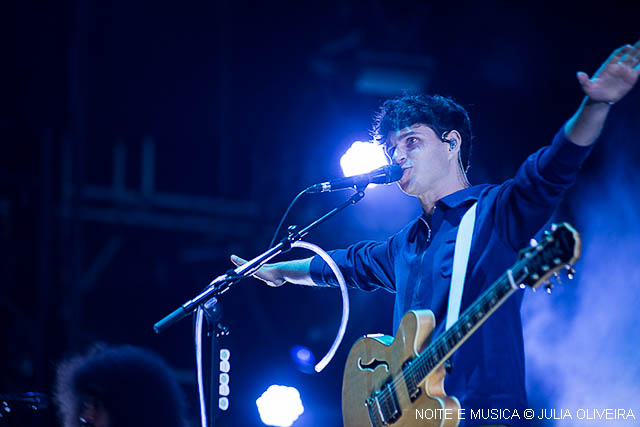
619;44;637;66
230;255;246;266
577;71;591;86
611;45;632;67
612;44;632;61
631;40;640;66
230;255;283;286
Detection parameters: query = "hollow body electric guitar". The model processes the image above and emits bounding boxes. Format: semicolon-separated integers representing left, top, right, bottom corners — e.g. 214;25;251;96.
342;223;581;427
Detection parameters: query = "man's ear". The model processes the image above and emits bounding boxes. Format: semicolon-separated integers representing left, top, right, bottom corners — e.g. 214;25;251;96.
443;130;462;158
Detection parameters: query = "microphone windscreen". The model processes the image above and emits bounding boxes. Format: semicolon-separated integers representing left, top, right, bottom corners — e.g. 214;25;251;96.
387;164;403;182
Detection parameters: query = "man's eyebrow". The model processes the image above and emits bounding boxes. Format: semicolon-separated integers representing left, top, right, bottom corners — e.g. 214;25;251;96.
393;130;417;141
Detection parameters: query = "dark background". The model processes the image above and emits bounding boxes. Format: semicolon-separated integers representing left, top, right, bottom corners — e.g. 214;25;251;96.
2;1;640;426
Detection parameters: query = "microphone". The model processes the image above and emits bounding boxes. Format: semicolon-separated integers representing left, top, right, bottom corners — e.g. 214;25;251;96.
307;164;403;193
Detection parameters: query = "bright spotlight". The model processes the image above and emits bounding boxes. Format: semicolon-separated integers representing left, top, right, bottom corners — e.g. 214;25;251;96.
256;385;304;427
340;141;389;185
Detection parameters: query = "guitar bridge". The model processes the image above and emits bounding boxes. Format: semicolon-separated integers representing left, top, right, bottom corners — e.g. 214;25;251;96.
365;380;401;426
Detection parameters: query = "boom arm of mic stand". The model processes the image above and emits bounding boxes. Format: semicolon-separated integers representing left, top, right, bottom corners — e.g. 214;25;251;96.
153;189;366;334
154;244;285;333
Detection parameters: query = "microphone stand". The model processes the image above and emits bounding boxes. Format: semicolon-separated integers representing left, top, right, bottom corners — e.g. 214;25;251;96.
202;297;226;427
154;188;366;333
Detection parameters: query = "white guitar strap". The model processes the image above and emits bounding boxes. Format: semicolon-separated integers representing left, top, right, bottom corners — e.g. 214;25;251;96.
445;202;477;331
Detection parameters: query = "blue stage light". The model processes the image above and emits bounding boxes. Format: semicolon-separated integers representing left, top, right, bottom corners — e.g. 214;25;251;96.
290;345;315;374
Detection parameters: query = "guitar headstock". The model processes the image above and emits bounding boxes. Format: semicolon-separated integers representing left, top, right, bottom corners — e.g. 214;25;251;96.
517;223;581;291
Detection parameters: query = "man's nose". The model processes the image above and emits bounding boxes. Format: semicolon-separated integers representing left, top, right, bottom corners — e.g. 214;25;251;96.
392;149;407;165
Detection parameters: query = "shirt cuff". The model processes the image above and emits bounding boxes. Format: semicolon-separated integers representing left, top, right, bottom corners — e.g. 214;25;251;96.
309;254;337;288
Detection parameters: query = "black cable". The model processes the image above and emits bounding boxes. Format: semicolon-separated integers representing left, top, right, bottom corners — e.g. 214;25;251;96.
268;186;312;249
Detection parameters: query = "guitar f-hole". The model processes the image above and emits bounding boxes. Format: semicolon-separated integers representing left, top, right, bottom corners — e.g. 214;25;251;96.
358;357;390;372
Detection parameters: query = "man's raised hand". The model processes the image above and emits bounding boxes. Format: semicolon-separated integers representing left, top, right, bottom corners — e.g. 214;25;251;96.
577;40;640;104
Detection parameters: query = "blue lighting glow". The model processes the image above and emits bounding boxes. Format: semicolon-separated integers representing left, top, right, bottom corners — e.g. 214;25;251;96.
340;141;388;186
290;345;315;374
256;385;304;427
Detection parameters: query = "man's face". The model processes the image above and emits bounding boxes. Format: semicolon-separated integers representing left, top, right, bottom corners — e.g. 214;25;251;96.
385;123;451;196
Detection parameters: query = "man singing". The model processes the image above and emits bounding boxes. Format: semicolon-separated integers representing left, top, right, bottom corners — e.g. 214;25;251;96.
233;41;639;426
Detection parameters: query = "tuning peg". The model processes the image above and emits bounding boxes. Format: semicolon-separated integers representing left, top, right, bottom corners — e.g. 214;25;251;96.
553;272;562;284
529;238;538;247
545;284;553;294
551;223;558;231
564;265;576;280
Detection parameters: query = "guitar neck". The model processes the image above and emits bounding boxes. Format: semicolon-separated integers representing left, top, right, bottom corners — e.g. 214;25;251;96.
408;260;528;384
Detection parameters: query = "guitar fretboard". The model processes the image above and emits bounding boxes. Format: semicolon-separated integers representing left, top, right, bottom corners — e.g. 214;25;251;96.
404;262;526;387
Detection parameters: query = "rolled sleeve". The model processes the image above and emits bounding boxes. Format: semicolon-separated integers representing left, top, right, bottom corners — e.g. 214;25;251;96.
309;239;396;292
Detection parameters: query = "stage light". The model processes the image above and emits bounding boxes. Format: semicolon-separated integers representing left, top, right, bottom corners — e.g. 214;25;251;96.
219;397;229;411
340;141;388;186
290;345;315;374
256;385;304;427
220;373;229;384
219;383;230;396
218;349;231;408
220;347;231;373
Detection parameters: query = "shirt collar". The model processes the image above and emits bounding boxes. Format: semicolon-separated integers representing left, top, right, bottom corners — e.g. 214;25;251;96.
435;184;485;209
414;185;486;234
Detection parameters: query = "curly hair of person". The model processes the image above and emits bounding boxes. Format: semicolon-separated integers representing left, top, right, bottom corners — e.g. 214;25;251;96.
54;344;189;427
371;94;473;173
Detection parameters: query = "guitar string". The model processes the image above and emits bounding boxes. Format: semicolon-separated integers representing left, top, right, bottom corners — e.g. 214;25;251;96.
372;273;513;412
373;254;534;412
370;239;565;418
374;248;556;413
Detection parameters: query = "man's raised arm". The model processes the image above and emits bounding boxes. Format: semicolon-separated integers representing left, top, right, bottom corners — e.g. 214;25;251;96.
565;40;639;146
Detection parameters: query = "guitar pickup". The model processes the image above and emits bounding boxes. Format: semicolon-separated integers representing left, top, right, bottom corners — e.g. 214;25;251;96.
402;360;422;402
366;380;401;425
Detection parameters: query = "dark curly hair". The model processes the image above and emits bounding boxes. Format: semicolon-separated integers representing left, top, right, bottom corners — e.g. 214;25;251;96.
54;344;189;427
371;94;473;172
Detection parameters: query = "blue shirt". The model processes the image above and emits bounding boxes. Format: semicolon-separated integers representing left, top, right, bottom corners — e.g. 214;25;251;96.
309;127;592;426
